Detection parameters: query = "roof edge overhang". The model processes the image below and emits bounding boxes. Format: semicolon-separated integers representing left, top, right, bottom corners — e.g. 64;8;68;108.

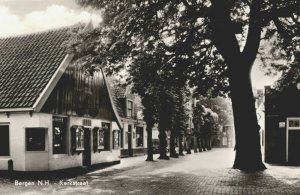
101;68;124;129
32;22;93;113
0;108;34;113
32;53;75;112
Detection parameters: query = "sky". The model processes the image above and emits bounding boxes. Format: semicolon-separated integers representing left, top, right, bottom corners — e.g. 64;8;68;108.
0;0;102;37
0;0;277;89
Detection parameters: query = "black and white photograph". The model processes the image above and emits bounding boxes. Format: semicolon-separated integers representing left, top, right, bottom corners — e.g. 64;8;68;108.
0;0;299;194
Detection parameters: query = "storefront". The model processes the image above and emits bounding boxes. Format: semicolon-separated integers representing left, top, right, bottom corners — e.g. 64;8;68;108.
0;27;122;172
111;86;147;158
265;85;300;165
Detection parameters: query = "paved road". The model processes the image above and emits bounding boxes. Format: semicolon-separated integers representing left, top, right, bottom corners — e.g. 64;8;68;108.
1;148;300;195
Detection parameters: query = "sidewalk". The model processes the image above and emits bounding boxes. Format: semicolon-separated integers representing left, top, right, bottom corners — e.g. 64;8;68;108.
1;148;300;195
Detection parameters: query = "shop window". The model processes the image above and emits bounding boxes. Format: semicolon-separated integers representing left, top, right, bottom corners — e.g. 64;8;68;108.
113;130;120;149
97;128;105;150
0;125;9;156
26;128;46;151
76;127;84;149
102;122;110;150
127;100;133;118
71;126;84;154
53;117;67;154
136;127;144;147
92;127;100;152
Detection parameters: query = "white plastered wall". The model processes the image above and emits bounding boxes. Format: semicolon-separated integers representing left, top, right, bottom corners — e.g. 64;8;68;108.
0;112;120;171
0;112;51;171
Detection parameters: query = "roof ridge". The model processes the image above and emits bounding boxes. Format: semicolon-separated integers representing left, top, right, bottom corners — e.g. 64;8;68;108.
0;24;81;40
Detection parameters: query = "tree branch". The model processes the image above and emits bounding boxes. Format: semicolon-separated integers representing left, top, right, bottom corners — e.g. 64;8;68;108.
243;0;252;7
273;18;291;38
261;5;298;26
241;0;263;69
180;0;211;18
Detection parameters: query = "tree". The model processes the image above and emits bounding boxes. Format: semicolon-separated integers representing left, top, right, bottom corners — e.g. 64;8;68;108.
141;95;157;161
172;87;189;156
192;103;205;152
73;0;299;171
196;95;233;126
130;50;170;161
202;111;218;150
274;51;300;91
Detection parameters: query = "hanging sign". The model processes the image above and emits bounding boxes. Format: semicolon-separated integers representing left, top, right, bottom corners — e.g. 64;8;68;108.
279;122;286;128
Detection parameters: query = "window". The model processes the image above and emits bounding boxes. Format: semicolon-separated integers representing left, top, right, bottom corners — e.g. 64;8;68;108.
92;127;102;152
136;127;144;147
53;117;67;154
102;122;110;150
113;130;120;149
75;127;84;150
26;128;46;151
0;125;9;156
97;128;104;149
71;126;85;154
127;100;133;118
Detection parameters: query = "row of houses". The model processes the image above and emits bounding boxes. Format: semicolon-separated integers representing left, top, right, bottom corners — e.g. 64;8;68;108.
0;26;150;172
2;25;297;173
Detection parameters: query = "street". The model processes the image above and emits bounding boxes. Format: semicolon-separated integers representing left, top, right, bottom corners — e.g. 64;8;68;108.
1;148;300;195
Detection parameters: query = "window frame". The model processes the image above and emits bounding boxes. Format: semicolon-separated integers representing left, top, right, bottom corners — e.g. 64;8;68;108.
135;126;144;148
127;99;134;118
75;127;85;151
102;122;111;151
25;128;47;152
52;116;67;154
97;127;105;150
113;129;120;150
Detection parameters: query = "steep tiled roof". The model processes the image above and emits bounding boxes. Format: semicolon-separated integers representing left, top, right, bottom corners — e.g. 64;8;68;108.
114;87;126;98
109;82;144;119
0;28;71;109
110;86;126;118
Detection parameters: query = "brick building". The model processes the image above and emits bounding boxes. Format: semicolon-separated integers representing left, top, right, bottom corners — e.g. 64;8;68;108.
110;84;148;157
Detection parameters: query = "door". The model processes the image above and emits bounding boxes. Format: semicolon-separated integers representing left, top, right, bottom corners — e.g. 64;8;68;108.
286;118;300;163
128;125;133;157
288;131;300;163
0;125;9;156
83;128;91;168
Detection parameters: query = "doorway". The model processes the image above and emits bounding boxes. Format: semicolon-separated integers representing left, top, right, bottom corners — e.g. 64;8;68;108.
286;118;300;163
128;125;133;157
0;125;9;156
83;128;91;168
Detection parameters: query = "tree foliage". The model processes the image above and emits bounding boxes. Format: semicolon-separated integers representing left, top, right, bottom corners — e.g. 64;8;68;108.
71;0;300;171
196;95;233;126
274;51;300;91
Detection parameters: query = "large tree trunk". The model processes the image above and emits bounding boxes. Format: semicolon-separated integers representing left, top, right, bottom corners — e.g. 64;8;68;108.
194;135;198;153
158;124;169;160
170;131;179;158
210;0;266;171
229;65;266;171
200;136;205;152
179;133;184;156
186;135;191;154
146;123;154;161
